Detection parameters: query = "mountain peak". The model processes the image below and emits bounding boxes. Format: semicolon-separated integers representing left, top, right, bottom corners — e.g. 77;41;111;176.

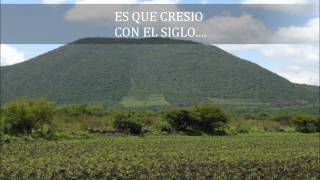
71;37;199;44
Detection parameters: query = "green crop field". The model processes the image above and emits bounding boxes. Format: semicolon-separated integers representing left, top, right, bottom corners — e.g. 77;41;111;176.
1;133;319;179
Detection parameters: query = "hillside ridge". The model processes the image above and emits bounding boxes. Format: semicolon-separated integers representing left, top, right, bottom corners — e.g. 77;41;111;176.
1;38;318;106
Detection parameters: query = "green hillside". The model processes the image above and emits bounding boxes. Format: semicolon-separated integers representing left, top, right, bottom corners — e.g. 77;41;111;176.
1;38;319;107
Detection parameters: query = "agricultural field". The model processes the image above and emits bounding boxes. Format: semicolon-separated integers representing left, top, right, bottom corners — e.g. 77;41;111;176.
1;133;319;179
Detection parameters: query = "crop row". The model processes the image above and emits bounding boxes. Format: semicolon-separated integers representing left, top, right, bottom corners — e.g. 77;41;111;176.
1;133;319;179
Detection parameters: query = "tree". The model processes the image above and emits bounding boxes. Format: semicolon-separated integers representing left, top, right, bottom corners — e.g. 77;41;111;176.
292;114;319;133
113;112;143;135
2;97;55;135
166;109;197;133
166;104;229;135
191;104;229;135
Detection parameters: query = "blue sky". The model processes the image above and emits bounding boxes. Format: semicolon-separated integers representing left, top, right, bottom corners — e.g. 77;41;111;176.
1;0;319;85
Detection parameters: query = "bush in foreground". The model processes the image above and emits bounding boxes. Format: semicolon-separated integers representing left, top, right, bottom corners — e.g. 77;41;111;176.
1;97;55;136
113;112;143;135
166;104;229;135
191;104;229;135
273;114;320;133
292;115;319;133
166;109;196;133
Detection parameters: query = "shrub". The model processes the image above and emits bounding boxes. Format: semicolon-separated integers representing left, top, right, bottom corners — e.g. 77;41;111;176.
257;113;269;120
155;120;172;133
230;119;284;133
191;104;229;135
166;104;229;135
272;115;293;126
59;104;106;117
83;104;106;116
2;97;55;136
166;109;197;133
292;114;319;133
0;110;5;135
113;112;143;135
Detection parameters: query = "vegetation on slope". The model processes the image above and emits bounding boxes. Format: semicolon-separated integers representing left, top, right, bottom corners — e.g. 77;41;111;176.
1;38;318;106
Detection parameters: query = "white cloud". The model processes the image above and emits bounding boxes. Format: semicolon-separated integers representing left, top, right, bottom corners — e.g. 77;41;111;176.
197;14;271;44
1;44;26;66
273;17;319;44
64;0;181;24
261;44;319;65
216;44;319;85
141;0;180;4
41;0;73;3
66;10;272;43
201;0;208;4
74;0;138;4
199;16;319;44
65;3;179;25
42;0;180;4
241;0;318;14
215;44;262;52
65;1;318;44
241;0;315;4
218;44;319;65
43;0;317;4
65;5;272;44
65;3;148;25
279;65;319;85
